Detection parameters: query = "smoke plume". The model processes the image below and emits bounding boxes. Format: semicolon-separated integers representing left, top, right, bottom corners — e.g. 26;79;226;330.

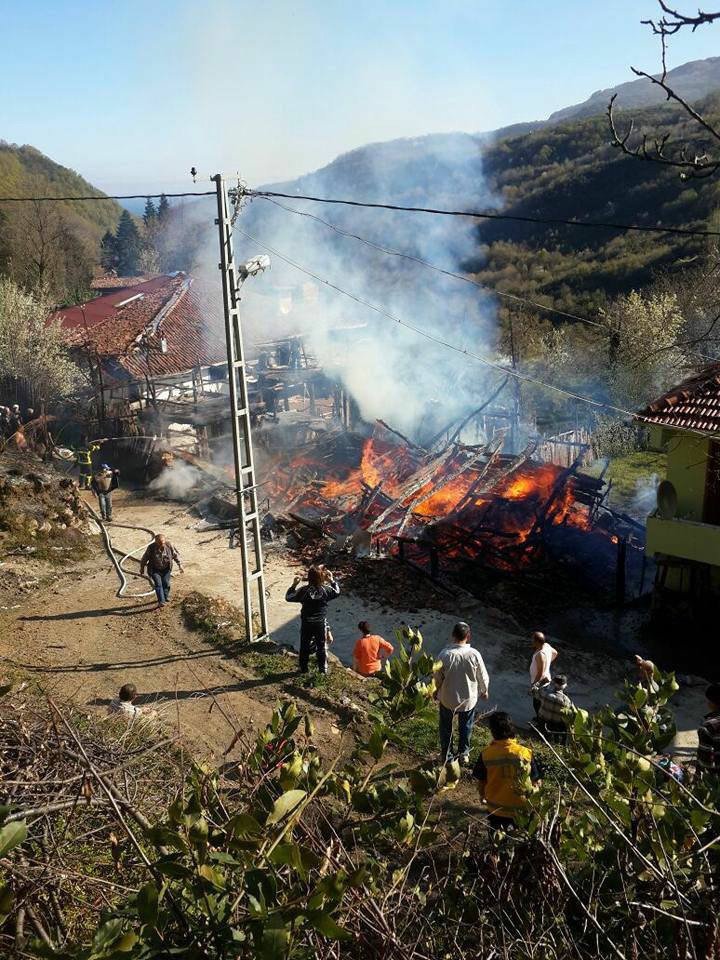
149;460;206;501
187;133;504;445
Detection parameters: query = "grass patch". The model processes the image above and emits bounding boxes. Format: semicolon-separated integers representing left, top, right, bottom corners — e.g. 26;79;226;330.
582;451;665;515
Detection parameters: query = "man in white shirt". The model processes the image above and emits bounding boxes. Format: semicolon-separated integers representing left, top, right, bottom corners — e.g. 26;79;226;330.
529;631;558;717
435;622;490;765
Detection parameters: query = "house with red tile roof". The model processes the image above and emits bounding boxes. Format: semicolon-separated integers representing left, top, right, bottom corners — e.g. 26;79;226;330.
54;273;349;468
53;273;239;447
638;364;720;601
56;273;226;382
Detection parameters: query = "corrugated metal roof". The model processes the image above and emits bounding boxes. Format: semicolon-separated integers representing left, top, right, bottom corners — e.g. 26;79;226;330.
639;363;720;434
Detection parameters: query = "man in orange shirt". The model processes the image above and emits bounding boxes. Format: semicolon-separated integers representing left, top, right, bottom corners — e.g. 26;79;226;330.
353;621;394;676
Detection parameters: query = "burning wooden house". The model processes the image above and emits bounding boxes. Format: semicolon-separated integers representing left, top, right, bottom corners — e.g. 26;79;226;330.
262;420;646;599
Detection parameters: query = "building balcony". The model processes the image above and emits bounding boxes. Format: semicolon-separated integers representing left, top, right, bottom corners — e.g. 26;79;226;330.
646;513;720;567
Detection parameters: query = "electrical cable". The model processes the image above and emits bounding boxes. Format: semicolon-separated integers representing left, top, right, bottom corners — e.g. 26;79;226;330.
0;191;215;202
0;181;718;239
234;225;720;442
260;195;720;364
247;188;720;239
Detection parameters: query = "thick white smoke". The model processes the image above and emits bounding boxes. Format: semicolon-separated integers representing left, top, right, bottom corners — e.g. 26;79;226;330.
149;461;206;501
186;133;504;444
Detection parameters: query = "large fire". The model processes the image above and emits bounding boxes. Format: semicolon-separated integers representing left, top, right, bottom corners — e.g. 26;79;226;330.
260;420;612;575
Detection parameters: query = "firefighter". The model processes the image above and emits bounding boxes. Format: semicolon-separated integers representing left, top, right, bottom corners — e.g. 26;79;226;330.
76;436;95;490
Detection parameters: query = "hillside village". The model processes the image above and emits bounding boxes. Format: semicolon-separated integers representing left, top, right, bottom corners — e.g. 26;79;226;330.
0;5;719;959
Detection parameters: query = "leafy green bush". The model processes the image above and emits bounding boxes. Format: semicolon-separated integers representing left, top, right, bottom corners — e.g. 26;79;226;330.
2;640;718;959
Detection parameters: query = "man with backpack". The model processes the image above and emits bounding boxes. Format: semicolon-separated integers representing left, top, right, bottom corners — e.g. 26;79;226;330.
91;463;120;522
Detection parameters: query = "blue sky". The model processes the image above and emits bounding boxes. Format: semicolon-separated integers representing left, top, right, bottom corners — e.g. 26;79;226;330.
1;0;719;195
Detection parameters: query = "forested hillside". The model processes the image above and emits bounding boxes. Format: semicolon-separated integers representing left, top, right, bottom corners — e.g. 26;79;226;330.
470;94;720;317
0;142;122;304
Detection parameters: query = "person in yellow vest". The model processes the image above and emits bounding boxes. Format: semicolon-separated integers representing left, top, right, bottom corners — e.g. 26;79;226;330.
472;711;542;831
76;436;101;490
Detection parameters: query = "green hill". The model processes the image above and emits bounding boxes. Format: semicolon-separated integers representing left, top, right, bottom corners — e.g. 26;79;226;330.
468;94;720;317
0;142;123;302
243;96;720;326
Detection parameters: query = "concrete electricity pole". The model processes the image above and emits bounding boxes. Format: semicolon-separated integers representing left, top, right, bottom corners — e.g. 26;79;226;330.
212;174;269;642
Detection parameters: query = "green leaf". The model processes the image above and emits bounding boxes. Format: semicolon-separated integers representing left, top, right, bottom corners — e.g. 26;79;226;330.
690;809;709;832
146;825;187;850
279;752;303;789
156;859;192;879
136;883;158;926
0;883;13;922
91;919;129;952
260;919;291;960
367;728;387;760
444;760;462;784
228;813;262;838
266;789;306;825
116;932;138;952
0;820;27;858
209;850;242;866
269;842;320;879
304;714;315;738
198;864;226;889
248;893;266;918
310;912;351;940
188;817;209;845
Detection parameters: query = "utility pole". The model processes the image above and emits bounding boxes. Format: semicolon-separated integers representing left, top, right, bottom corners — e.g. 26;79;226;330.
213;174;269;642
508;315;522;453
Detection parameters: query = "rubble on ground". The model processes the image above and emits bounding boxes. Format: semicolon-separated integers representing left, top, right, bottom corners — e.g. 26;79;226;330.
0;455;90;559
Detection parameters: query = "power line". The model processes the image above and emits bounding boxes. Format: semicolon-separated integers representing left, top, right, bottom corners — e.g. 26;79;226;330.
0;191;215;202
261;195;719;365
247;188;720;239
235;224;718;439
262;196;600;325
1;181;718;240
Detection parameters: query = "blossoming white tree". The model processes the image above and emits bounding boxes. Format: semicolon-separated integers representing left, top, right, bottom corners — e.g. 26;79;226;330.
0;278;80;405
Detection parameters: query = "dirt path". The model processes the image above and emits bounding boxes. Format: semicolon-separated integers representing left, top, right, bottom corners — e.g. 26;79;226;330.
0;487;708;762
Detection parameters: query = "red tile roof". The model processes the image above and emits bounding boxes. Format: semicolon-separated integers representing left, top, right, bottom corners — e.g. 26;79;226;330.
639;363;720;434
91;274;153;291
54;275;227;381
54;276;176;336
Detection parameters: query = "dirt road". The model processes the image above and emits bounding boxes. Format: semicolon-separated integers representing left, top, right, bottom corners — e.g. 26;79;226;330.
0;487;707;761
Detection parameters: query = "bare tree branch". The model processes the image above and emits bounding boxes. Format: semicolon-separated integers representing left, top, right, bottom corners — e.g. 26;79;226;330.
608;1;720;179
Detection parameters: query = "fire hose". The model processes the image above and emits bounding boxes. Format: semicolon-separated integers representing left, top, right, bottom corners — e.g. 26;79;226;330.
82;500;157;600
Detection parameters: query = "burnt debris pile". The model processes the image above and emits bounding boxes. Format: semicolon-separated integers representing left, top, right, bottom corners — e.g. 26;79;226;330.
260;420;647;600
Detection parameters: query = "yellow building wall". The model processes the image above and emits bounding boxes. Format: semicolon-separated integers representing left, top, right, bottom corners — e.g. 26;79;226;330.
644;429;720;589
665;434;709;521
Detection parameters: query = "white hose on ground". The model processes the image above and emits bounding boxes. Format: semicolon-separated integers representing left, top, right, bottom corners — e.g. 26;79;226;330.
82;499;157;600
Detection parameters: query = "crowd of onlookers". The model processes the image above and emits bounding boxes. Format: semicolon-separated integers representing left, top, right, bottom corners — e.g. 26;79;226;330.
280;564;719;829
101;565;719;832
0;404;37;450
